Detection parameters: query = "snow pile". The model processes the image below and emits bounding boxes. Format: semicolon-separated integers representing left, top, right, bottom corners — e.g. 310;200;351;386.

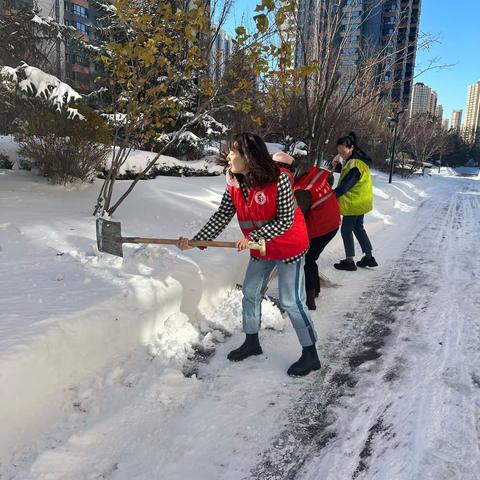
0;171;284;471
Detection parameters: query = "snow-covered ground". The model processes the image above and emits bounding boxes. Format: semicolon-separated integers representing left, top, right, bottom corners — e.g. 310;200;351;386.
1;165;479;479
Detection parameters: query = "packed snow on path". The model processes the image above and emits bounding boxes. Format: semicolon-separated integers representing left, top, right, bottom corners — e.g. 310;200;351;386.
0;166;479;480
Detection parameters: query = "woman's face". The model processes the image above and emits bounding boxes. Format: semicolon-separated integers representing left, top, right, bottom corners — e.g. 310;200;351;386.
228;147;249;174
337;144;354;160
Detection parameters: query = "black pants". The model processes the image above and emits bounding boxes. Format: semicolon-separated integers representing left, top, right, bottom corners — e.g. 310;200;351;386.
304;228;339;293
341;215;373;258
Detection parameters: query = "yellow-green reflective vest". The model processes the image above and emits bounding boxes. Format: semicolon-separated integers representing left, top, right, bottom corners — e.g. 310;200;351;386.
338;157;373;216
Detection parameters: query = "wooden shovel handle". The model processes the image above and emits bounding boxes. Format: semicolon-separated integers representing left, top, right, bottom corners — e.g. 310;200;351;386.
120;237;267;255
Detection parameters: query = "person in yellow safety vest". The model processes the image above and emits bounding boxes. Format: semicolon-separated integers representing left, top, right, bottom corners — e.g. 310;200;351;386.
332;132;378;271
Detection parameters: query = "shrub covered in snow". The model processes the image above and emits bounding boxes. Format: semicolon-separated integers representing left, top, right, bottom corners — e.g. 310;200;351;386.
16;104;111;184
19;136;109;184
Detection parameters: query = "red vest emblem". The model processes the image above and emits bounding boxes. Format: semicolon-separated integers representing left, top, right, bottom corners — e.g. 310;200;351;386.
254;191;266;205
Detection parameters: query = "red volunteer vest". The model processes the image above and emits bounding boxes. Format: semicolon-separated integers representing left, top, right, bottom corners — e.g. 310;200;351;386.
294;167;341;238
227;169;309;260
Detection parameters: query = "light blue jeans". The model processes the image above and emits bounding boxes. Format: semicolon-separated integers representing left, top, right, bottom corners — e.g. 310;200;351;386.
242;257;318;347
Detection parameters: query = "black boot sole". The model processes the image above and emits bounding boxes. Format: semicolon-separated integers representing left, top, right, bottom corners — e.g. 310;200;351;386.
227;346;263;362
356;262;378;268
287;361;321;377
334;264;357;271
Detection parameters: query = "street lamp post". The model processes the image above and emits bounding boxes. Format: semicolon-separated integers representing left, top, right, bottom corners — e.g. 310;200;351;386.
388;110;405;184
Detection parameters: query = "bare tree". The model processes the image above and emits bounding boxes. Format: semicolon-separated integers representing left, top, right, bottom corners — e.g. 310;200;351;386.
401;113;448;170
267;0;448;165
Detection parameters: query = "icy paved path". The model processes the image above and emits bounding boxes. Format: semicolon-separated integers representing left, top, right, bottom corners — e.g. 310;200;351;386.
253;182;480;479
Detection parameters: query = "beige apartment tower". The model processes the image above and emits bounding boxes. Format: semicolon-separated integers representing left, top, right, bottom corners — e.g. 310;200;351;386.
451;109;463;131
463;81;480;145
410;82;437;118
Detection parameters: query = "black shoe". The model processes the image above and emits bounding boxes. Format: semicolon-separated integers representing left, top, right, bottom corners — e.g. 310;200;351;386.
227;334;263;362
334;259;357;271
356;256;378;268
306;289;317;311
287;345;321;376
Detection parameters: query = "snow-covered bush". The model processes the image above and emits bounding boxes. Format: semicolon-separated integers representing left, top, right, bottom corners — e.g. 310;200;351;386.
18;136;109;184
16;104;111;184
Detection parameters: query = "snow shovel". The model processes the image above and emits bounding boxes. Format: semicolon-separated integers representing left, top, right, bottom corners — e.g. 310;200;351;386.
96;218;267;258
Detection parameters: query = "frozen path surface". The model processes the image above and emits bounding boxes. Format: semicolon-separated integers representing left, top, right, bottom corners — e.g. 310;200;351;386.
254;180;480;479
2;173;480;479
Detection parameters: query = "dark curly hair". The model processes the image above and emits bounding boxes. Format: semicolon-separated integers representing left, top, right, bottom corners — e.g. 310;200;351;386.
217;132;280;188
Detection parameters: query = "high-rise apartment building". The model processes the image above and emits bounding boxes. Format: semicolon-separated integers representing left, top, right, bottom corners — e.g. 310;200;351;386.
294;0;421;108
427;89;437;117
63;0;103;93
435;104;443;120
462;81;480;145
409;82;437;118
209;28;234;83
451;109;462;132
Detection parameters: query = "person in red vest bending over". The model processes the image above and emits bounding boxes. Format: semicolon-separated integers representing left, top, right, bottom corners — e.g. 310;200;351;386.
177;133;320;377
272;152;341;311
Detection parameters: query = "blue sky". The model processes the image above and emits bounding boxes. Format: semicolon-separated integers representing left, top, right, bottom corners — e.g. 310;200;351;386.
224;0;480;122
415;0;480;121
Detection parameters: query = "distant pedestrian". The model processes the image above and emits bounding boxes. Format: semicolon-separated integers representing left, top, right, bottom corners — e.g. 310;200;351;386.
272;152;340;310
332;132;377;271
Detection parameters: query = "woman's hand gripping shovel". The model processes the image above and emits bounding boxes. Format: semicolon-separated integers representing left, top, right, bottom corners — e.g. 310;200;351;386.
96;218;266;257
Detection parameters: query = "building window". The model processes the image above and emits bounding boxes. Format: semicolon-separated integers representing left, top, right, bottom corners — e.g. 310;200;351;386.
74;21;88;34
73;4;88;18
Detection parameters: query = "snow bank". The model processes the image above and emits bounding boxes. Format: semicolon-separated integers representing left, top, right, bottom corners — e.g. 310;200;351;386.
0;171;283;468
112;146;223;175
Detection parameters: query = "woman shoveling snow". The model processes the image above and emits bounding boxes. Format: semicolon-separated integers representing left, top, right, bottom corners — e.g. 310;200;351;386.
177;133;320;377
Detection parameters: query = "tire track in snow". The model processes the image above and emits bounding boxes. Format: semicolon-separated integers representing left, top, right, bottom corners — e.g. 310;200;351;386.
250;181;480;480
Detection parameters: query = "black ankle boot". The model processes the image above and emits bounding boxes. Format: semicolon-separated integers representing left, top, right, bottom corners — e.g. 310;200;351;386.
287;345;321;376
334;258;357;271
356;255;378;268
227;334;263;362
306;289;317;311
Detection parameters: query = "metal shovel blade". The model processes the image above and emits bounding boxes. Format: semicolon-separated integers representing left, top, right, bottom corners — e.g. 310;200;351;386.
96;218;123;257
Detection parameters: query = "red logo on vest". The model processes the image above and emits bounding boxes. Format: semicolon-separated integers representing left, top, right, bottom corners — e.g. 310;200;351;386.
254;191;267;205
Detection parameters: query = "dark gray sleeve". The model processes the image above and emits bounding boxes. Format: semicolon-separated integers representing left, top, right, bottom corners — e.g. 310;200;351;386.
294;189;312;217
335;167;361;198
